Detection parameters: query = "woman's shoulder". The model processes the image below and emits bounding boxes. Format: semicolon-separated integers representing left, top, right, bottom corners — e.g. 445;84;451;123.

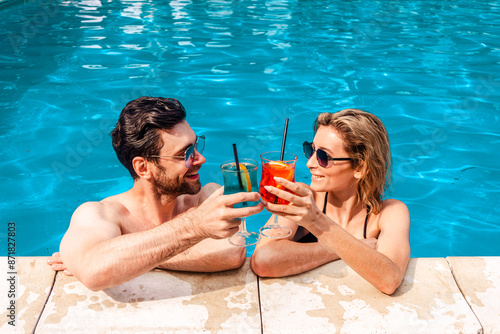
378;198;411;227
381;198;409;212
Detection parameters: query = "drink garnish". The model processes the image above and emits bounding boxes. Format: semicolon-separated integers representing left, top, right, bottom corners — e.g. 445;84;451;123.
268;161;288;169
267;161;293;190
238;163;252;192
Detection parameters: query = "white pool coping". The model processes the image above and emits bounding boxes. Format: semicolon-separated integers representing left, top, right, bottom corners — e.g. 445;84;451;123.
1;256;498;333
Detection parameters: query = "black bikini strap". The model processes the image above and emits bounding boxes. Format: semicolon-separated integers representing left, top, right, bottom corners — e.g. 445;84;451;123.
324;192;369;239
363;206;370;239
322;192;328;214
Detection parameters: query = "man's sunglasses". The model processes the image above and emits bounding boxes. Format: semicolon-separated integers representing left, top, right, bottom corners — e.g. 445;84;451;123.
150;135;205;169
302;141;352;168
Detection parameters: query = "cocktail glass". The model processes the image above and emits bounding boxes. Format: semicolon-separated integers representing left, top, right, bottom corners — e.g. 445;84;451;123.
259;151;297;238
221;159;260;247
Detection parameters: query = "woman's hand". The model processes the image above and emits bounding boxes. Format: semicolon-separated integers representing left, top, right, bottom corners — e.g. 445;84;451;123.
262;177;322;229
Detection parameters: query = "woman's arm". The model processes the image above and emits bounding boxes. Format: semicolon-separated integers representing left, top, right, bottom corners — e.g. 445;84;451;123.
251;185;340;277
311;200;410;294
263;178;410;294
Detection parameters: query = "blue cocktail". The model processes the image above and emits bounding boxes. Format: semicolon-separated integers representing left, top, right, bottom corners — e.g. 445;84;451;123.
221;159;260;247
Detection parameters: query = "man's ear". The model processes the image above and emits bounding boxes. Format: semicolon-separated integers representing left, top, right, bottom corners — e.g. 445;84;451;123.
132;156;152;179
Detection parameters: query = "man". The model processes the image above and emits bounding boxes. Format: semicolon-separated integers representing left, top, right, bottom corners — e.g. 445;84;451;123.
48;96;263;291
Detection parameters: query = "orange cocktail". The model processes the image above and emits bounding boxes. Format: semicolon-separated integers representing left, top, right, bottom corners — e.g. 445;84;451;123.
260;161;295;205
259;151;298;239
259;151;298;204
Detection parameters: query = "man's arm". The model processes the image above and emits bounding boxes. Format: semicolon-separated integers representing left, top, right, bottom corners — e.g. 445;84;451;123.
158;183;247;272
51;184;248;276
60;188;262;291
52;238;246;275
158;238;246;272
60;202;205;291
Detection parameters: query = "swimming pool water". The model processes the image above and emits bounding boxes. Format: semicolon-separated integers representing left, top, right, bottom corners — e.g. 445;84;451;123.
1;0;499;257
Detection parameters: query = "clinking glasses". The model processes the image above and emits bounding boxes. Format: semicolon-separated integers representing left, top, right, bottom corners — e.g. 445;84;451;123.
150;135;205;168
302;141;352;168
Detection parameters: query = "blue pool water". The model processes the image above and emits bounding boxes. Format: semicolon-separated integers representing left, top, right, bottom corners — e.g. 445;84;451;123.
1;0;499;257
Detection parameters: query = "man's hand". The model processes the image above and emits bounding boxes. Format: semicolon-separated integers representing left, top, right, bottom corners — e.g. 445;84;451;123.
47;252;73;276
191;187;264;239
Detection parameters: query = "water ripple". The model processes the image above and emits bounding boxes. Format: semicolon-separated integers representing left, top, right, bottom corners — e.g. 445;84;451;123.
1;0;499;257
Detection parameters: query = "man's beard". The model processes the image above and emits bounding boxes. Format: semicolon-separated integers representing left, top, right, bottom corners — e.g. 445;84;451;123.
152;164;201;198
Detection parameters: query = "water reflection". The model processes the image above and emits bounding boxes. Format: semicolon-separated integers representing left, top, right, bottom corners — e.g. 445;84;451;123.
0;0;499;257
170;0;192;20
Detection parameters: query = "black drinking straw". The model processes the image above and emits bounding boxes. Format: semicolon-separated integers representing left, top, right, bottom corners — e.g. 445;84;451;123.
280;118;289;160
232;143;244;189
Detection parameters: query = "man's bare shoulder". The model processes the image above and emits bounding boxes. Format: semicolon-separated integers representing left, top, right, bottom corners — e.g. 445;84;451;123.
198;182;222;203
71;195;128;228
175;183;221;215
61;197;126;272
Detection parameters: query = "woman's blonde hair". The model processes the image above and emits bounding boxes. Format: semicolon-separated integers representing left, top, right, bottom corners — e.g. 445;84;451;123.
314;109;391;214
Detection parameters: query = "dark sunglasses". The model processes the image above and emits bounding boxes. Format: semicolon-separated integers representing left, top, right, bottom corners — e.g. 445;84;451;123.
150;135;205;168
302;141;351;168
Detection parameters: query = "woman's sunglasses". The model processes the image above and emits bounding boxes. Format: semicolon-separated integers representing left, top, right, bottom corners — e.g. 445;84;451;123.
302;141;352;168
150;135;205;168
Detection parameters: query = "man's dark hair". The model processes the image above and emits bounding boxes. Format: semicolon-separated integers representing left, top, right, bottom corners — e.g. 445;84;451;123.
111;96;187;179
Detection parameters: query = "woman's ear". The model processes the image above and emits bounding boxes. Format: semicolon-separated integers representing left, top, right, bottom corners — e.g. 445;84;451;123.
132;156;152;179
353;162;366;180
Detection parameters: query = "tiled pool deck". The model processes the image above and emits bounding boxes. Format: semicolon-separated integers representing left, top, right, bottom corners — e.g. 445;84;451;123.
1;256;499;333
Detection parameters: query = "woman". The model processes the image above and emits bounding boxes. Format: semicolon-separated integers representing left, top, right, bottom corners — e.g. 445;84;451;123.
251;109;410;295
